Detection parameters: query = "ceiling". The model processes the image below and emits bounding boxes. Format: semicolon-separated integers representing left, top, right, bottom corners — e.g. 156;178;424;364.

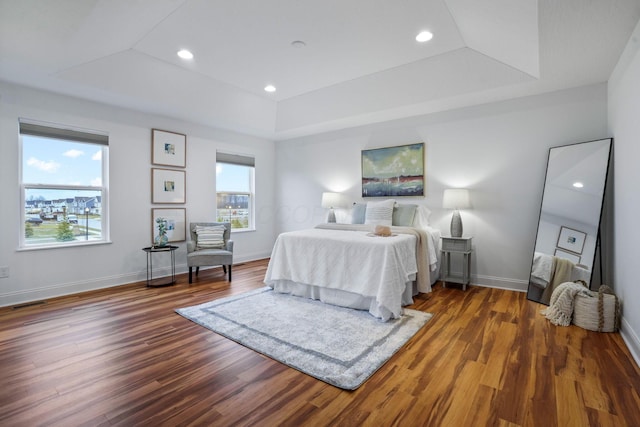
543;139;611;227
1;0;639;140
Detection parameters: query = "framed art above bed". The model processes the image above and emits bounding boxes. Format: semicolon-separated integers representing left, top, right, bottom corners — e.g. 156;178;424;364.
361;143;424;197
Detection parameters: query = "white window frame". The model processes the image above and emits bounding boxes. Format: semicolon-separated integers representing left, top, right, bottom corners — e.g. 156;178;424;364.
19;119;110;250
216;152;255;232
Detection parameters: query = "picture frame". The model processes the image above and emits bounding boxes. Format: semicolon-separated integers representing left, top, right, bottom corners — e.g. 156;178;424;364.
152;168;186;204
556;226;586;254
554;248;581;264
152;129;186;168
152;208;186;243
361;142;424;197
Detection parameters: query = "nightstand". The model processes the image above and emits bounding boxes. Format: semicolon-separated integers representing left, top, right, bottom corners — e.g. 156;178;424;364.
441;236;472;290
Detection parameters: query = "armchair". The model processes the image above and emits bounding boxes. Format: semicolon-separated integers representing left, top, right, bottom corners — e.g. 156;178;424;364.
187;222;234;283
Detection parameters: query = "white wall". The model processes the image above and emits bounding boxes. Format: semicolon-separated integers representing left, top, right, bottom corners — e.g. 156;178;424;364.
275;84;609;291
0;82;276;307
608;22;640;365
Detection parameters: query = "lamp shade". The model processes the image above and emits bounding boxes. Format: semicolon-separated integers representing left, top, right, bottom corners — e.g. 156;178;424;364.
321;192;343;209
442;189;471;210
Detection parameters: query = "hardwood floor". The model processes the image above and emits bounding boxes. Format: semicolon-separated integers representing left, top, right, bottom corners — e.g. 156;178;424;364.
1;259;639;426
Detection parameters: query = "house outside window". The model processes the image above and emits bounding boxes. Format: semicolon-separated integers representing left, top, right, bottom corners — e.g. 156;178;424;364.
20;120;109;249
216;152;255;231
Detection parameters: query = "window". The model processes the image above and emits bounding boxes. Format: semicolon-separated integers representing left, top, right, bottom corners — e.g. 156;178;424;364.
20;120;109;248
216;152;254;230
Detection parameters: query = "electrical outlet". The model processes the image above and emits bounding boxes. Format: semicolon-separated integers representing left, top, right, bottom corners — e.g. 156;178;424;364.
0;266;9;278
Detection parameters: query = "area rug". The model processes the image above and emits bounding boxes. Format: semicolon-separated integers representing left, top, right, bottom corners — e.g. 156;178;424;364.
176;287;432;390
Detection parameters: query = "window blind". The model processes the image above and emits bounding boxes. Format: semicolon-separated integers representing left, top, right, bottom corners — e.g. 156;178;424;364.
19;120;109;145
216;152;255;167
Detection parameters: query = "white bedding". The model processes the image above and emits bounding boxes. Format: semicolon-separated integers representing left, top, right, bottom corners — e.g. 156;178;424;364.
530;251;592;289
531;252;554;288
264;224;439;320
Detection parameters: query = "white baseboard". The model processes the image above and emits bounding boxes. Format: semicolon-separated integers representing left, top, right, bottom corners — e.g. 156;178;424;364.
0;271;145;308
438;269;528;292
0;252;273;309
620;317;640;369
234;252;272;264
471;274;529;292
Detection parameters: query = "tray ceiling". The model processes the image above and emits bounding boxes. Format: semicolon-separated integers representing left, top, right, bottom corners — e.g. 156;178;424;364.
1;0;638;139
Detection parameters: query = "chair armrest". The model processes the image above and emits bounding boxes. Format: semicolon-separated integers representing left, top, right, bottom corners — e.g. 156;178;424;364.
226;240;234;253
187;241;196;253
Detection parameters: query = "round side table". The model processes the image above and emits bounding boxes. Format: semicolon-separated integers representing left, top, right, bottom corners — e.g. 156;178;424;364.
142;245;178;287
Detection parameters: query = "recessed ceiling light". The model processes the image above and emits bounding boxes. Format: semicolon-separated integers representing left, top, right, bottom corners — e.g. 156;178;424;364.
416;31;433;42
573;182;584;188
177;49;194;60
291;40;306;48
264;85;276;93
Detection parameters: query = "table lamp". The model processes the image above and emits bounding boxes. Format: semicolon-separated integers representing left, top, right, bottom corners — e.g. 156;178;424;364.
442;189;470;237
321;192;343;223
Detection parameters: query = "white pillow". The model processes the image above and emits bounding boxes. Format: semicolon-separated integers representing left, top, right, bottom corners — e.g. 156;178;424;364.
413;205;432;229
364;199;395;226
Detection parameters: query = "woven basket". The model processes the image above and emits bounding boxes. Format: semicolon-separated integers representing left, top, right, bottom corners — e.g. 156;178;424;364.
573;285;620;332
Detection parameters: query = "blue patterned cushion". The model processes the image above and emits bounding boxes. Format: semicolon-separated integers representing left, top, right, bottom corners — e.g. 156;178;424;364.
351;203;367;224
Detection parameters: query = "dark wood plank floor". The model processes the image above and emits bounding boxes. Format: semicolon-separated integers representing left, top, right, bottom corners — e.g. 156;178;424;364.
1;259;639;426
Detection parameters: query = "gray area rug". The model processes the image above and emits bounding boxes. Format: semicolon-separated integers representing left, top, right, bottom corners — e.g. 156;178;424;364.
176;287;432;390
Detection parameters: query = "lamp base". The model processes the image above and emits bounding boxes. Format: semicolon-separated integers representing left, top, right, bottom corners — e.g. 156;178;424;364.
327;209;336;223
450;210;463;238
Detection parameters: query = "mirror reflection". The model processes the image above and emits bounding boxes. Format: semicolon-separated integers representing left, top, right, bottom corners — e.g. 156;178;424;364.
527;139;612;305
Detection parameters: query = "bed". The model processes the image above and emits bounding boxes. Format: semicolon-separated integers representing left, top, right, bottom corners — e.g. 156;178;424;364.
530;251;591;304
264;222;441;321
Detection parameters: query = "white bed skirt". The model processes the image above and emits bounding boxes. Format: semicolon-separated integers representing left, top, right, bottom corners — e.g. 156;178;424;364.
268;276;417;321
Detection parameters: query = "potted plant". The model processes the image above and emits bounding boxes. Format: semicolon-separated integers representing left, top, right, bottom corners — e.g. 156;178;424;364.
154;217;169;248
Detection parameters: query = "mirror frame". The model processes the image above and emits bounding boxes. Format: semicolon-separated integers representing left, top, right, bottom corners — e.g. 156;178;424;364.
527;138;613;305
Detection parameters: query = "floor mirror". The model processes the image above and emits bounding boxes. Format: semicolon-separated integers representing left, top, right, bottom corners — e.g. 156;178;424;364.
527;138;612;305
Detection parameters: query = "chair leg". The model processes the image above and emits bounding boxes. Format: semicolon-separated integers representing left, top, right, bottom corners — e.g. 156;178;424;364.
196;267;200;276
223;265;227;274
189;267;192;284
228;264;232;281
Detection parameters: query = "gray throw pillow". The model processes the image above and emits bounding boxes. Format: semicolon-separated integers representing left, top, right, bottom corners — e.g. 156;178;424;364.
392;204;417;227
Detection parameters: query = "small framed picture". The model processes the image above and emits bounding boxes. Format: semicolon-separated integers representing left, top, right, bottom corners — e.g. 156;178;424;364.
554;248;581;264
556;226;586;254
152;129;186;168
152;208;186;243
152;168;186;204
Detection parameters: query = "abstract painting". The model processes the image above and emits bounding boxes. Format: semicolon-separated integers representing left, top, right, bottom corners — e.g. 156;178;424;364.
362;143;424;197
